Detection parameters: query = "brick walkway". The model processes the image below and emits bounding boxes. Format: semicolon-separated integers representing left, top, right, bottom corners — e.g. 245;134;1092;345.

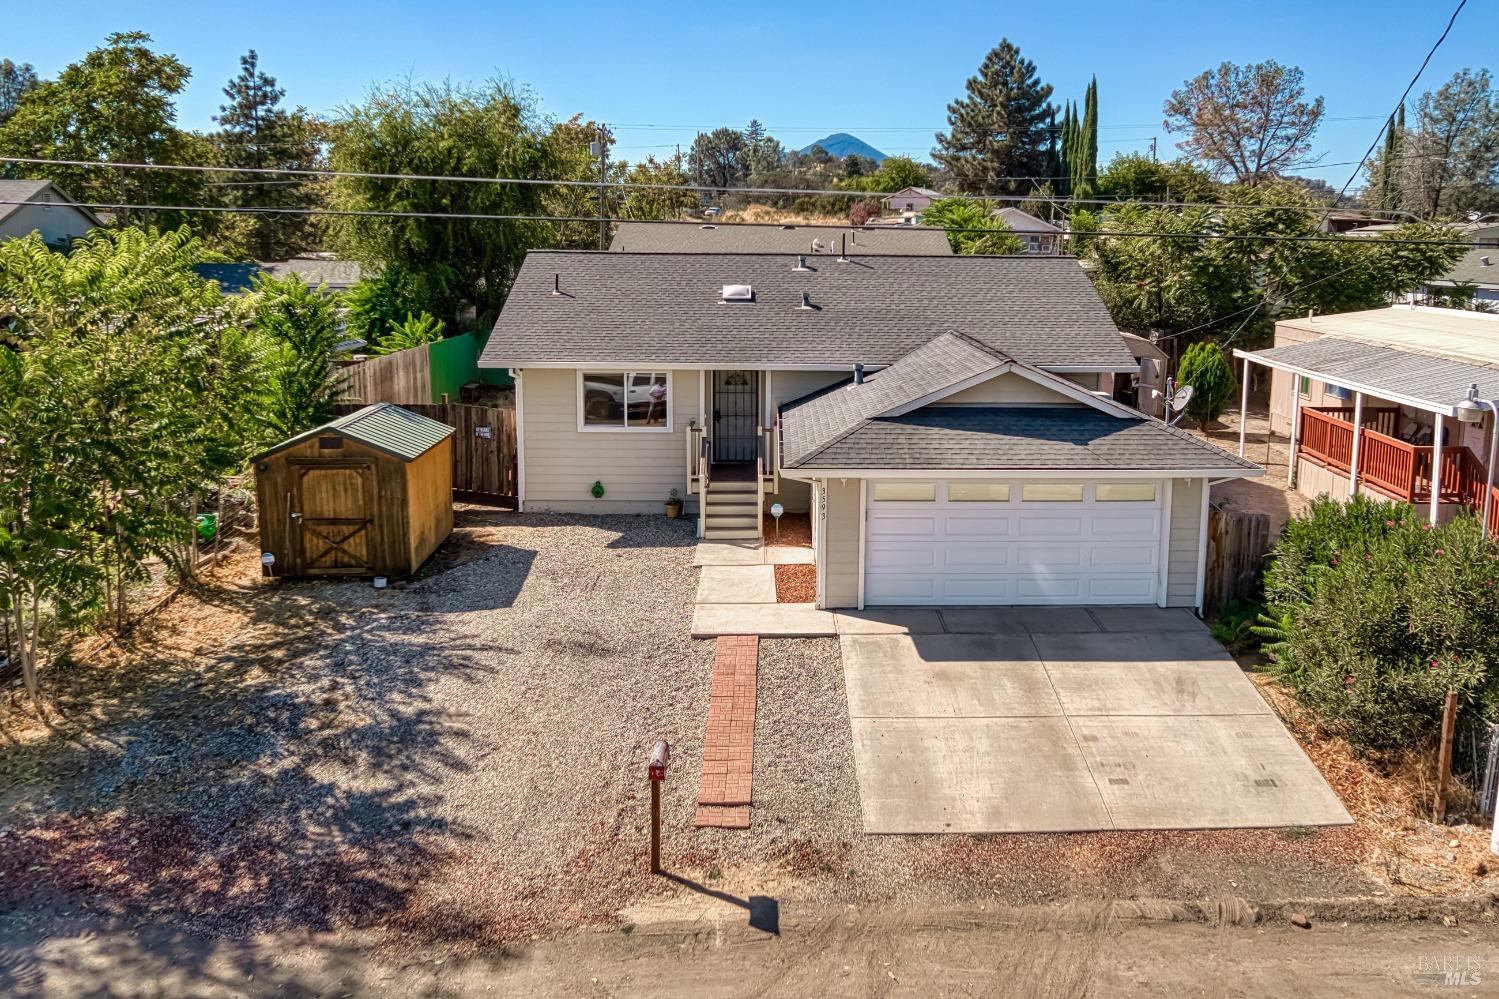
693;635;758;829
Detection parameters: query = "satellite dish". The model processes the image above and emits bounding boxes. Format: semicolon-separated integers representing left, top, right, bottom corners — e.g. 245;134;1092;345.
1169;384;1194;412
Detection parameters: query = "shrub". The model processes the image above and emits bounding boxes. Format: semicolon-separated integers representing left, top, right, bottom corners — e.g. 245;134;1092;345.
1176;340;1234;428
1259;496;1499;750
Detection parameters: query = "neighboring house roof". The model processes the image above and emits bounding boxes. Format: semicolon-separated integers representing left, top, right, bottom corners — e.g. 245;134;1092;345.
0;179;104;228
194;256;365;294
1429;244;1499;289
609;222;951;255
1275;306;1499;368
253;403;453;463
483;251;1137;370
1240;334;1499;417
882;187;941;199
992;207;1062;234
779;331;1256;472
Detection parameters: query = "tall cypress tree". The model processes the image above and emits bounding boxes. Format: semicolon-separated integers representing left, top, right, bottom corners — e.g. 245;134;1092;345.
1059;101;1075;196
933;39;1056;194
1074;77;1098;200
1377;104;1404;211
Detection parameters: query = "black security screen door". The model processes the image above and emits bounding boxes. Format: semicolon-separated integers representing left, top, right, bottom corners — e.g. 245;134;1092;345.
713;370;759;462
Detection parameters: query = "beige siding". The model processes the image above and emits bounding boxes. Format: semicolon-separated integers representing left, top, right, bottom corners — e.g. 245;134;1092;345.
937;371;1080;406
820;478;862;608
1166;478;1204;608
520;367;700;514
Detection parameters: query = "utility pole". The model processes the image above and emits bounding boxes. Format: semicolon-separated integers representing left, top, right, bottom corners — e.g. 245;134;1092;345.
595;123;611;251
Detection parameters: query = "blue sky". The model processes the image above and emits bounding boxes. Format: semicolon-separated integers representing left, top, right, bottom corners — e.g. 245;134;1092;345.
5;1;1495;186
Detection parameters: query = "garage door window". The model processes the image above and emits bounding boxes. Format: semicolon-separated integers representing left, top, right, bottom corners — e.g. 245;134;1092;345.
872;481;936;502
1021;482;1083;502
948;482;1011;502
1096;482;1157;502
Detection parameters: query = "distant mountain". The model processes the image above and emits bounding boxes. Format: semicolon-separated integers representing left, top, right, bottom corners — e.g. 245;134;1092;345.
797;133;888;163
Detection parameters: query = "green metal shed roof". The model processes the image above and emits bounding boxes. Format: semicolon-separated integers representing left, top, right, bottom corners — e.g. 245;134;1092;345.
254;403;454;462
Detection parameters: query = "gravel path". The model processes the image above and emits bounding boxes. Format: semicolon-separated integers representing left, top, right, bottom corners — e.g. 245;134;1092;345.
0;511;1422;953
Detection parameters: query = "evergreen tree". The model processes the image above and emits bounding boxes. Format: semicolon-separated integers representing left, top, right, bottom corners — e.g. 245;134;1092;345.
1376;104;1404;211
0;58;38;125
1080;76;1099;198
214;50;322;260
1059;102;1076;196
932;39;1055;194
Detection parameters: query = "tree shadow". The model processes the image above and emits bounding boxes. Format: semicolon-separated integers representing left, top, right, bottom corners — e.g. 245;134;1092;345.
0;558;496;994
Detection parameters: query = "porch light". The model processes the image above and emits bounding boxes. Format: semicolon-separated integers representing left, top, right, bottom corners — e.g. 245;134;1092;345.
1456;382;1486;425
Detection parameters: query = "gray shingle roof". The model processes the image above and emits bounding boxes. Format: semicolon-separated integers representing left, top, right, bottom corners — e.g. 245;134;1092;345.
609;222;951;255
254;403;453;462
194;257;365;294
786;405;1259;471
0;179;102;227
483;251;1135;369
1432;243;1499;289
1244;335;1499;415
780;332;1011;464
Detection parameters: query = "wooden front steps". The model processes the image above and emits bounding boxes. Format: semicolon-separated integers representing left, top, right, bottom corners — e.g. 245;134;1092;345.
702;479;761;541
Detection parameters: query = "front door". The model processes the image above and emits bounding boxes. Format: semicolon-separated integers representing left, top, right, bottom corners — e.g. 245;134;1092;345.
292;461;376;575
713;370;759;462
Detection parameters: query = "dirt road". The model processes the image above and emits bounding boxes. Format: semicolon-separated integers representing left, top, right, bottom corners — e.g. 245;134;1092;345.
5;896;1496;997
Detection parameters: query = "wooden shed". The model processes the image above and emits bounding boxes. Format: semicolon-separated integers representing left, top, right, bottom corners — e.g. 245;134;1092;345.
253;403;455;578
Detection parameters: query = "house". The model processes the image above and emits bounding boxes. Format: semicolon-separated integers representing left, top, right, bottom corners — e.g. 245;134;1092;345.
479;250;1259;610
1414;225;1499;308
193;254;365;294
991;207;1062;255
609;221;951;255
0;179;102;248
1319;209;1383;234
880;186;941;213
1234;305;1499;529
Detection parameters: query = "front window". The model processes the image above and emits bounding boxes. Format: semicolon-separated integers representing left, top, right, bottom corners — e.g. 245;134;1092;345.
580;371;671;431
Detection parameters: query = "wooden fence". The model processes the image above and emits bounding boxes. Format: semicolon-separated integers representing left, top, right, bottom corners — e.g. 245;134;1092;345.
1203;502;1271;614
333;402;516;504
337;347;431;405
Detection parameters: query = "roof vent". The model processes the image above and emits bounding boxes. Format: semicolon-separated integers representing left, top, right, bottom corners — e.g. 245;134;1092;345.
780;224;796;230
700;224;718;230
792;255;811;271
797;291;814;310
1483;255;1492;267
551;273;562;296
837;233;850;263
721;284;754;303
853;363;865;384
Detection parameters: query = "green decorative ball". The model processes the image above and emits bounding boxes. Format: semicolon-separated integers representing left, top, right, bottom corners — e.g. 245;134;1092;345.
590;480;605;499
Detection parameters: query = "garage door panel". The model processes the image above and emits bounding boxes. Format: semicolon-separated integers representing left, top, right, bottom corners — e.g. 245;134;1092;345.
1087;544;1158;568
944;514;1014;537
942;544;1012;568
867;544;939;571
864;479;1167;607
869;514;940;537
1017;515;1086;538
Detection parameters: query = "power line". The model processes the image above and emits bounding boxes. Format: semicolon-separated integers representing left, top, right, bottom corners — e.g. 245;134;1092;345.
0;199;1481;248
0;155;1430;219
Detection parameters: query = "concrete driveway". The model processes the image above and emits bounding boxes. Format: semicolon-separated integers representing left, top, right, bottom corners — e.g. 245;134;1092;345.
840;607;1352;834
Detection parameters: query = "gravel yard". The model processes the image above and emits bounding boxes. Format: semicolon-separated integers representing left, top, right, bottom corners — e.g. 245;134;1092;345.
1;510;1482;955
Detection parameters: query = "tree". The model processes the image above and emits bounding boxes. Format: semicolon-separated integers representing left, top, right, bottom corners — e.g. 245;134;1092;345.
0;33;207;228
1368;69;1499;219
1163;60;1325;184
0;227;266;715
688;127;748;191
848;199;880;226
837;155;931;194
932;39;1055;194
1097;153;1218;202
1061;77;1099;200
1176;341;1234;428
246;273;347;437
326;79;559;327
920;197;1025;254
1375;104;1405;212
0;59;37;125
370;312;444;355
615;153;699;220
213;50;324;259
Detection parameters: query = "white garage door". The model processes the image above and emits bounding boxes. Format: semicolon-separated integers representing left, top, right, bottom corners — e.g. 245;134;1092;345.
864;479;1163;606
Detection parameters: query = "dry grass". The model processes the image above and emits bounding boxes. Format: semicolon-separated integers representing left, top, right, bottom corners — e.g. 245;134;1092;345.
718;204;848;226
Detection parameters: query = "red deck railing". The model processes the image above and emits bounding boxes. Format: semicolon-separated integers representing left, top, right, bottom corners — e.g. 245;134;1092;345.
1298;407;1493;513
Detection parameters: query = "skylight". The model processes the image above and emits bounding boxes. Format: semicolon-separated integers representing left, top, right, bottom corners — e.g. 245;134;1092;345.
721;284;753;303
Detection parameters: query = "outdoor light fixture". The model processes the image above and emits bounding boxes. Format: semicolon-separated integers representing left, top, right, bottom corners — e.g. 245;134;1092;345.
1454;382;1499;542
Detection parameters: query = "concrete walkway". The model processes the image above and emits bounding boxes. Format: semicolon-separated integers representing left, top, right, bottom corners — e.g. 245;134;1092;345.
840;607;1352;834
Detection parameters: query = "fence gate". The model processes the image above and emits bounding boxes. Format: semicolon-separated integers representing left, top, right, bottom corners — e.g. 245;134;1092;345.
1203;502;1271;614
333;402;516;505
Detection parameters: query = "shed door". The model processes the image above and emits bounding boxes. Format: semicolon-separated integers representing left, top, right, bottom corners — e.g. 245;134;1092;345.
293;461;376;574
